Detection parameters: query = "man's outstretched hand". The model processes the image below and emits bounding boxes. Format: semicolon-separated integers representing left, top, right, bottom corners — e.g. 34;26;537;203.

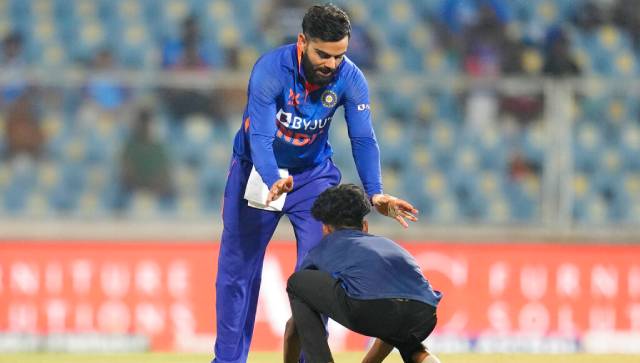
371;194;419;228
266;176;293;206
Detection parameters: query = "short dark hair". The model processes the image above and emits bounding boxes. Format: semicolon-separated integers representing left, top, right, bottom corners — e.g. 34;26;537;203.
311;184;371;229
302;4;351;42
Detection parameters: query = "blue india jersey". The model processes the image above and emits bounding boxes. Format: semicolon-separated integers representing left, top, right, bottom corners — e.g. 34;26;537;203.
232;43;383;197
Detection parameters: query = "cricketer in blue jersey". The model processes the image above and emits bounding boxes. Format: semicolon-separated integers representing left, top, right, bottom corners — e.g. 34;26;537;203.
213;5;419;363
284;184;442;363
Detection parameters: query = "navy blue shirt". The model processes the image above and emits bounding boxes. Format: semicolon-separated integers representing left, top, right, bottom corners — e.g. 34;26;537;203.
300;229;442;307
231;43;382;196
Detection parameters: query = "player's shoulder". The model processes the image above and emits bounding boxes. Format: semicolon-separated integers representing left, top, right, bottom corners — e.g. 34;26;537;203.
339;56;368;86
342;56;364;77
252;44;297;76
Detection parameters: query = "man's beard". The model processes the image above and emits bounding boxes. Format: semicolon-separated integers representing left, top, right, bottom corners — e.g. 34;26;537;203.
301;52;336;87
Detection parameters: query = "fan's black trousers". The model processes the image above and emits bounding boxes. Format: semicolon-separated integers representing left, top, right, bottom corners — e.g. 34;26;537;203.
287;270;437;363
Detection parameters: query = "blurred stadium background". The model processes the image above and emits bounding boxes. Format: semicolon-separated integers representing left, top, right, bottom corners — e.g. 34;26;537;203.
1;0;639;361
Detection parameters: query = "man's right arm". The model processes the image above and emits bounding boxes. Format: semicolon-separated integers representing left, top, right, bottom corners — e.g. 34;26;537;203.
246;60;283;189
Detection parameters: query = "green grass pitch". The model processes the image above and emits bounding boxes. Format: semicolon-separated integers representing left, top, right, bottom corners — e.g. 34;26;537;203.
2;352;639;363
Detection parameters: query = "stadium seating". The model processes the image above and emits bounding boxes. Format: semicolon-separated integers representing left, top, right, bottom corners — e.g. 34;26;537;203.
0;0;639;225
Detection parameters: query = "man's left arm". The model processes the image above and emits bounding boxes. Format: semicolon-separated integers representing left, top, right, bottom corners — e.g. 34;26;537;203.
342;67;382;197
343;68;418;228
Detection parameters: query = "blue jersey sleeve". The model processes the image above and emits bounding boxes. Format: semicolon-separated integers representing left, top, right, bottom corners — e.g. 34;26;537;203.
343;67;383;197
246;58;283;188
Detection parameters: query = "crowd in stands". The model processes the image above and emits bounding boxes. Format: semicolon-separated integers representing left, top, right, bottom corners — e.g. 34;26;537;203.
0;0;639;224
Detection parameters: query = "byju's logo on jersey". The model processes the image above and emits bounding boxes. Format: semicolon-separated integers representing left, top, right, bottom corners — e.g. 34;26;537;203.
275;108;331;147
277;109;293;127
321;90;338;108
276;109;331;131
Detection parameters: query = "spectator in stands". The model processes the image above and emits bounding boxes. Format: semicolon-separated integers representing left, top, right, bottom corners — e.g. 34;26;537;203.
542;27;581;77
76;48;130;129
442;0;509;34
459;1;510;134
500;40;543;126
572;1;605;33
0;32;23;64
508;151;540;182
162;15;216;69
435;0;509;53
84;49;129;111
117;108;174;208
461;1;510;77
346;23;377;71
4;96;44;161
0;32;29;107
262;0;312;45
161;15;226;123
613;0;640;50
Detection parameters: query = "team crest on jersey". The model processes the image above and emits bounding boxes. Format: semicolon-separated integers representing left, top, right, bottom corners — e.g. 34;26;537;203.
321;90;338;108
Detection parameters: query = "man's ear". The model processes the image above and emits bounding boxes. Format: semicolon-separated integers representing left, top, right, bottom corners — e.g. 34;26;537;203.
297;33;307;48
362;219;369;233
322;224;333;236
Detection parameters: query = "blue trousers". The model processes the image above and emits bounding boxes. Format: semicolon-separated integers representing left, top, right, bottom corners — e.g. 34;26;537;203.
213;156;341;363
